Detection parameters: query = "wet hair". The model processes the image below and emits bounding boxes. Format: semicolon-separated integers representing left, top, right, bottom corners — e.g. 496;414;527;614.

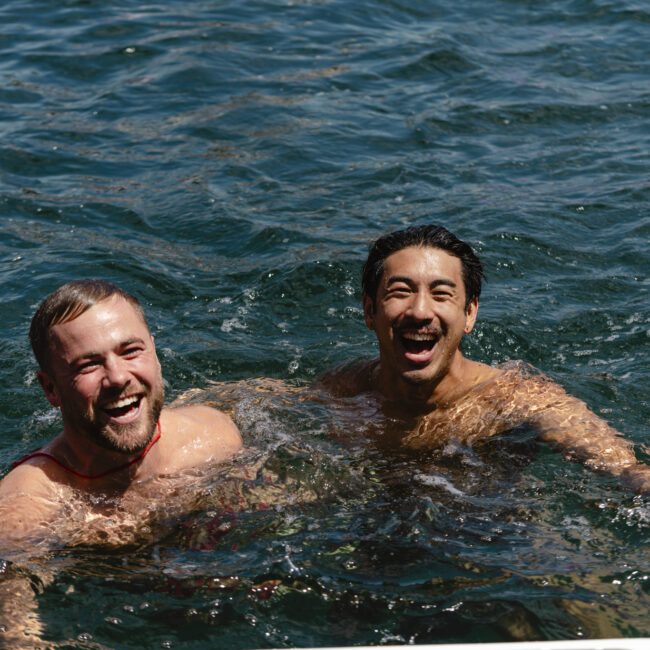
30;279;148;372
361;224;484;309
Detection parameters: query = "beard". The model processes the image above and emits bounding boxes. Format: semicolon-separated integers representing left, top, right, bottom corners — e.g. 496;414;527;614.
61;380;165;454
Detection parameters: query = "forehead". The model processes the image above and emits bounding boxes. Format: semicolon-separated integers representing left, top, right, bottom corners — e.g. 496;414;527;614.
49;296;149;358
382;245;463;281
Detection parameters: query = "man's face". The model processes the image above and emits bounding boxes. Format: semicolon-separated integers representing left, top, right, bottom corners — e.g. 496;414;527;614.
39;296;164;453
364;245;478;392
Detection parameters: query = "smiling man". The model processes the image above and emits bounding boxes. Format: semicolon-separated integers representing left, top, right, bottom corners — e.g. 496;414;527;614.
0;280;243;546
318;225;650;492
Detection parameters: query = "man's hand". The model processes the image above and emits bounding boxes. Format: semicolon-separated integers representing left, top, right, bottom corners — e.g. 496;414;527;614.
620;464;650;493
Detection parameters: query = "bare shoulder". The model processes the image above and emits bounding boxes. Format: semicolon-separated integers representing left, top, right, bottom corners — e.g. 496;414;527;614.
314;358;377;397
475;361;566;402
507;363;588;413
159;405;242;469
0;457;61;499
463;359;503;387
0;464;64;547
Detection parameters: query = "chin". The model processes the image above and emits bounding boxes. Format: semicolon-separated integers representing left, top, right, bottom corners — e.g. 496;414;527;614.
95;405;161;454
98;423;154;453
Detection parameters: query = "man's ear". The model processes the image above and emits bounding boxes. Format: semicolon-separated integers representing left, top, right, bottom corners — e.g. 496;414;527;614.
363;294;375;330
37;371;61;408
464;298;479;334
150;334;162;370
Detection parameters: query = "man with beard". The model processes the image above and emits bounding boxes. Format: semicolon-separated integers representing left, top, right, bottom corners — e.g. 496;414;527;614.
0;280;243;545
318;224;650;492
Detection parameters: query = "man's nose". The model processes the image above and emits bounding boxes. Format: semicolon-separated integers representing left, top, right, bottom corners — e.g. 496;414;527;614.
407;290;434;320
102;356;130;387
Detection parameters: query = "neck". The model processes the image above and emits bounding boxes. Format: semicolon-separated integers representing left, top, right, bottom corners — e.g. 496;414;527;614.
374;353;473;413
50;421;162;482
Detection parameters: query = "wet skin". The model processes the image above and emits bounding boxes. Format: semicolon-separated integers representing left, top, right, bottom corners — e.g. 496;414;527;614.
363;246;493;410
319;244;650;492
39;295;164;457
0;296;242;548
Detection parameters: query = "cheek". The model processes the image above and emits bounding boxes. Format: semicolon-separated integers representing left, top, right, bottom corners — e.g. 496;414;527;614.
439;304;466;323
375;311;399;335
135;358;161;383
379;302;405;323
71;378;98;400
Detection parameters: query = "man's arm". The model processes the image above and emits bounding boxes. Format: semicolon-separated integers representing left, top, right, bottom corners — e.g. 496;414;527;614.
520;376;650;492
0;467;62;547
0;563;44;648
0;469;61;647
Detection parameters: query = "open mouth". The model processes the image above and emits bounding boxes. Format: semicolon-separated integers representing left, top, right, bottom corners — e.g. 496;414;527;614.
102;395;143;419
399;332;438;360
401;334;436;354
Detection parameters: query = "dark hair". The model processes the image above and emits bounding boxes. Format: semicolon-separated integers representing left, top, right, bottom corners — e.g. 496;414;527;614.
30;279;148;371
361;225;484;308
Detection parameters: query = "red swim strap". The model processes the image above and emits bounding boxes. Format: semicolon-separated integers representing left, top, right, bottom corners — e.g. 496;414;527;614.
11;420;162;480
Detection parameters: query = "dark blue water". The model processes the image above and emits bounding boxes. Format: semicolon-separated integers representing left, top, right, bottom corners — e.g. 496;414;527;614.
1;0;649;647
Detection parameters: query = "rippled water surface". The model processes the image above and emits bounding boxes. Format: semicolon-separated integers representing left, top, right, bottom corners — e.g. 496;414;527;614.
1;0;649;647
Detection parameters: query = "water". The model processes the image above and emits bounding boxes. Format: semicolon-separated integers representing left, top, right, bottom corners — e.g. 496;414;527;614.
1;0;649;647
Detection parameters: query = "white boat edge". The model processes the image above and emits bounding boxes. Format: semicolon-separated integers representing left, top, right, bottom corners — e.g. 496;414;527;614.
276;639;650;650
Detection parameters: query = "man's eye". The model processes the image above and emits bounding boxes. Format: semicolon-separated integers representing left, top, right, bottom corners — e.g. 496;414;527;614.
77;361;100;373
123;347;144;358
387;286;410;296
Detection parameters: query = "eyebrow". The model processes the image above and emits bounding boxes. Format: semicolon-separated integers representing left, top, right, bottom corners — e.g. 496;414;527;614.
386;275;457;289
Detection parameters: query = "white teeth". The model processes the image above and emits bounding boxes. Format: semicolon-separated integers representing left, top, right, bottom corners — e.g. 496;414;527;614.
402;333;435;341
105;396;139;410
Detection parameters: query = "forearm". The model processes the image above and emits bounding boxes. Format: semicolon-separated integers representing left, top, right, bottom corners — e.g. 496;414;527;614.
540;422;636;472
535;404;648;491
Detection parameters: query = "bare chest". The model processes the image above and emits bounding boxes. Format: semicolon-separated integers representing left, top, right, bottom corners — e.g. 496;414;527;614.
51;472;212;547
401;385;526;449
